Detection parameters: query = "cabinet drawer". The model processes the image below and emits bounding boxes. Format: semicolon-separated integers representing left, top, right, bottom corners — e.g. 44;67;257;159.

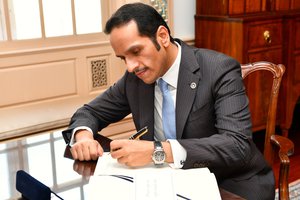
296;20;300;49
248;48;282;63
248;21;282;50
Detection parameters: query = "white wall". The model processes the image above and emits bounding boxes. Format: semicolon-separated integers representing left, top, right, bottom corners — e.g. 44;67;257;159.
173;0;196;40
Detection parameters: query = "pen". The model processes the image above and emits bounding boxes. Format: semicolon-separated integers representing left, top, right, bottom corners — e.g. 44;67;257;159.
128;126;148;140
109;126;148;154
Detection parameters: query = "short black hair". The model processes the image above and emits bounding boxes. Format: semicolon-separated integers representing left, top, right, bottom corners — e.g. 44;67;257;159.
104;3;174;50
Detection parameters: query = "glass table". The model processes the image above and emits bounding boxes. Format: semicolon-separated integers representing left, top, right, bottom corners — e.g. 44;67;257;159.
0;130;244;200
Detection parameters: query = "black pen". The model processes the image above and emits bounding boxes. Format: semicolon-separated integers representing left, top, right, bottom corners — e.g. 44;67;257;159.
128;126;148;140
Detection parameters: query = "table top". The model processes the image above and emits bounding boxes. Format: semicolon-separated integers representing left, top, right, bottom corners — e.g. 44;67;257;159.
0;130;244;200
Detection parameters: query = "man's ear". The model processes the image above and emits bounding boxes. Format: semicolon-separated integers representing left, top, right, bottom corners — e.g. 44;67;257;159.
156;26;170;47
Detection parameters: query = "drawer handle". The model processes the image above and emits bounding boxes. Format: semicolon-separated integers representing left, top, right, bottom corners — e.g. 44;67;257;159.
264;30;271;44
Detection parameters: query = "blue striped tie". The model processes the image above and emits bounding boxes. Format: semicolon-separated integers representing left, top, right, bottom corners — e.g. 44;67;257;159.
158;78;176;139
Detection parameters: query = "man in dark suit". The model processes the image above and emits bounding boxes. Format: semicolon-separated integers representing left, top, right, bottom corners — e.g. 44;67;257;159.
62;3;275;199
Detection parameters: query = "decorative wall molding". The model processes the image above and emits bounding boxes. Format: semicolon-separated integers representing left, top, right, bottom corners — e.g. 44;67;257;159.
0;59;77;107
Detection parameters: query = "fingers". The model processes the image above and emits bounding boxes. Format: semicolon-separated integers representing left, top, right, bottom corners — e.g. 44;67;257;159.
70;139;103;161
110;140;129;159
109;140;153;167
110;140;130;165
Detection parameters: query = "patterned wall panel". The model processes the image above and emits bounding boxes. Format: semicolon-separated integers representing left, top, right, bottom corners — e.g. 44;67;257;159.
88;57;108;90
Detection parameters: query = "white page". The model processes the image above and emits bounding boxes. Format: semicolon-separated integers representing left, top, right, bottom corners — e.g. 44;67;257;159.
135;171;176;200
87;174;135;200
89;153;221;200
173;169;221;200
94;152;171;175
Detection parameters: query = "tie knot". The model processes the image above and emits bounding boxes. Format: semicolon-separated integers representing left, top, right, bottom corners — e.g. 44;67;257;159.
158;78;169;93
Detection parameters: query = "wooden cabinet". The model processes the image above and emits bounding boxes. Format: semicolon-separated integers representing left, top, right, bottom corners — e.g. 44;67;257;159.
280;14;300;136
195;0;300;135
196;0;266;16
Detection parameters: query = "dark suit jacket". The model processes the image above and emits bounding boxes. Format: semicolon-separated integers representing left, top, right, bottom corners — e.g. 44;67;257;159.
63;39;275;199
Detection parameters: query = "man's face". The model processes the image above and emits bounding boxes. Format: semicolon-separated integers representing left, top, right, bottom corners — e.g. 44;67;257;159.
109;21;169;84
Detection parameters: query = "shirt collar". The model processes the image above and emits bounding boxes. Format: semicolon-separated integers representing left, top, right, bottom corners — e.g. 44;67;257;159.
157;41;181;89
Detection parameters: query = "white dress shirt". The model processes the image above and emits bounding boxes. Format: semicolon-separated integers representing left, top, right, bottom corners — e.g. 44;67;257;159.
154;42;187;168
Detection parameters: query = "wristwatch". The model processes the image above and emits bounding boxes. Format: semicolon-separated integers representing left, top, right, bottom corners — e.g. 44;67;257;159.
152;141;166;165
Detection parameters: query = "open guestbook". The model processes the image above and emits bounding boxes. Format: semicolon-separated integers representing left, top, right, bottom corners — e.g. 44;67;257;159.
86;152;221;200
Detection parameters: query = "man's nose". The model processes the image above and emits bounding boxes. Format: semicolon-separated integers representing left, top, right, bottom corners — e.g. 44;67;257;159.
126;58;139;73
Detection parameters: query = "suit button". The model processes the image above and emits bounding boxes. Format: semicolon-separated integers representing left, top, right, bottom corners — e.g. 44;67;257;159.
201;161;209;168
199;163;206;168
193;163;200;168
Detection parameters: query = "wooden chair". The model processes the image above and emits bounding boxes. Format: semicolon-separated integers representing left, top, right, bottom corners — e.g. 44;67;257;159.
241;61;294;200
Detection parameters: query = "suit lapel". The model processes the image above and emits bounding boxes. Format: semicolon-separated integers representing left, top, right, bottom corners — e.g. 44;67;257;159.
134;41;201;140
176;42;201;139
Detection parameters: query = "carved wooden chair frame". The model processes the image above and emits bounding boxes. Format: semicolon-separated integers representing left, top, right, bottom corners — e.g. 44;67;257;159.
241;61;294;200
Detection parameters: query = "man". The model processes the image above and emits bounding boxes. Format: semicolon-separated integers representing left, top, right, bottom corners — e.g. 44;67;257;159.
63;3;274;199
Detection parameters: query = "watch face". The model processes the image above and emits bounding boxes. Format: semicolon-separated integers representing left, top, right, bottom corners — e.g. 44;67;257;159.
154;151;165;162
152;141;165;165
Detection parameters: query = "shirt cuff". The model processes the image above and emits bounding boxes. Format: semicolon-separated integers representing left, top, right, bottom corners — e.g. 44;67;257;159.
69;126;93;147
167;139;187;169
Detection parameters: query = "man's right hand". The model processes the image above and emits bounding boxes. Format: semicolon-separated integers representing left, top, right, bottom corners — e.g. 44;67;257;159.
70;130;103;161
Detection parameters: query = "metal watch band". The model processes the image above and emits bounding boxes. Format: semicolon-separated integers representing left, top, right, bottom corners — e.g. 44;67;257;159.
154;141;163;150
152;141;165;165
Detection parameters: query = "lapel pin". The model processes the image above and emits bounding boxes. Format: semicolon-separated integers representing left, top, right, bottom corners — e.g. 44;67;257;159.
190;82;197;89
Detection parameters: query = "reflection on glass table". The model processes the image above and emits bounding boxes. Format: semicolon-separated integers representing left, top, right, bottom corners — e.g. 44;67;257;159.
0;130;95;200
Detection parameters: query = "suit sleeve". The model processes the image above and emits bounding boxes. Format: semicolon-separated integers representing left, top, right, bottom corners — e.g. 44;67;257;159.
62;72;131;144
